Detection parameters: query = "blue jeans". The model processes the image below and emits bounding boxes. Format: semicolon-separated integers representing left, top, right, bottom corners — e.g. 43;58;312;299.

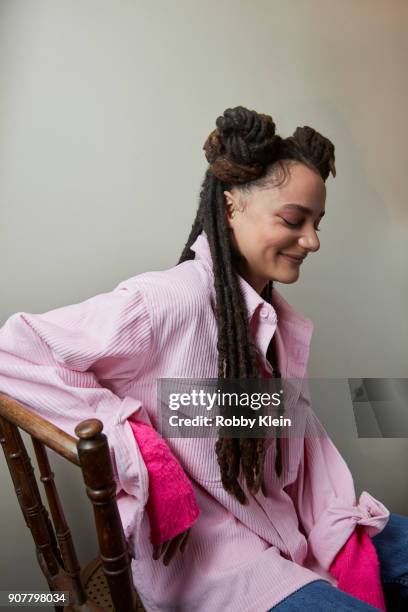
269;512;408;611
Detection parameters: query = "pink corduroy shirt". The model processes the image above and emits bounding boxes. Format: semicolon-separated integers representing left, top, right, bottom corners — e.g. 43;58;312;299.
0;231;390;612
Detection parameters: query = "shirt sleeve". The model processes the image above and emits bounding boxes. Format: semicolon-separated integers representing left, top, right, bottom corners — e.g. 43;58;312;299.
284;386;390;572
0;282;153;551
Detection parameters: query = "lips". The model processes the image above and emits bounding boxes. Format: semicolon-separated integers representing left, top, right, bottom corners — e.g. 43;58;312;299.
279;253;306;263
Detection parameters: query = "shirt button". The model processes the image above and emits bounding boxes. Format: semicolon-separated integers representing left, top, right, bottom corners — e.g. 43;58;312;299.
260;307;269;319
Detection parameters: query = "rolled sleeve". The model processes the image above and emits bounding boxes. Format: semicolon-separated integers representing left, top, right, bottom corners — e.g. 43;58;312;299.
308;490;390;570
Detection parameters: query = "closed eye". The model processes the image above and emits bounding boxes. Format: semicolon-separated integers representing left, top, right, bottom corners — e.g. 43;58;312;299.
281;217;322;232
281;218;302;228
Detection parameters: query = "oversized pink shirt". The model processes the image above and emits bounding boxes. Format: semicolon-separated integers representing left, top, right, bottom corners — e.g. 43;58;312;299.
0;231;389;611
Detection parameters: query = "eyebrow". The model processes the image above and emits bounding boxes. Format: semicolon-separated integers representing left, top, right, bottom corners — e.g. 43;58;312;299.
280;203;325;218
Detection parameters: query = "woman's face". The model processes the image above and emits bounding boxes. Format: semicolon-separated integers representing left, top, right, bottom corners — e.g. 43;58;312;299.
224;162;327;293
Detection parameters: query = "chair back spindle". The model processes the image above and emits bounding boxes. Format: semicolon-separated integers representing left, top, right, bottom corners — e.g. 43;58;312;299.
75;420;138;612
31;437;86;605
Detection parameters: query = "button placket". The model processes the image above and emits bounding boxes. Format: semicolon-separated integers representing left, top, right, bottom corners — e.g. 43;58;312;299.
257;317;277;370
260;307;269;319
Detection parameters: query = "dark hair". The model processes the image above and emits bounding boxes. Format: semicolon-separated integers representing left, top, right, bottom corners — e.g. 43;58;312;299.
178;106;335;504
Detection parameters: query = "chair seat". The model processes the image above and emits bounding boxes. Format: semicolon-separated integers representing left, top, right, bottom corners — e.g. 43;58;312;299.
63;556;146;611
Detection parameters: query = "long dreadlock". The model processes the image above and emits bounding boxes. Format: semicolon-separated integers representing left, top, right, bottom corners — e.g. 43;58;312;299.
178;106;336;504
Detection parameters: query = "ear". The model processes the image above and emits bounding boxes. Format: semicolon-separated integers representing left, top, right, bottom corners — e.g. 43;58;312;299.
223;190;237;229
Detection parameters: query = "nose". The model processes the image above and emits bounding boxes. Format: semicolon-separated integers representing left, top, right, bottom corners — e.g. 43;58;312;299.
298;225;320;253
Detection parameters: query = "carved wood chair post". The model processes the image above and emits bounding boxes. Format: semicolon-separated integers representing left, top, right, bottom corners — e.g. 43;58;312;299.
0;415;30;527
75;419;137;612
0;415;67;591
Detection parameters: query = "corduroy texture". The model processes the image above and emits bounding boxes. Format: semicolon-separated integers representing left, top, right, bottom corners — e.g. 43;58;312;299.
330;525;386;611
128;418;200;546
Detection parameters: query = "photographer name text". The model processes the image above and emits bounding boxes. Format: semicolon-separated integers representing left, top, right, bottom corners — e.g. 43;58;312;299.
168;414;291;428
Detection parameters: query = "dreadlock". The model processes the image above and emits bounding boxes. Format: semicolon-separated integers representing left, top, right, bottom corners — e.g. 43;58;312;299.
178;106;336;504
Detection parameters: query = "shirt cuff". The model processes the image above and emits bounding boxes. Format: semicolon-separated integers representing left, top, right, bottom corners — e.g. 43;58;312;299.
308;491;390;570
101;396;150;559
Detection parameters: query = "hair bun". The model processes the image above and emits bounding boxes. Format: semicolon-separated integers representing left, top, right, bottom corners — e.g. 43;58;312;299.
291;126;336;180
203;106;282;183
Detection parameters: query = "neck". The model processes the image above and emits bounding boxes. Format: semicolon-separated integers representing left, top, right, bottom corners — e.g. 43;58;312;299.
234;261;268;296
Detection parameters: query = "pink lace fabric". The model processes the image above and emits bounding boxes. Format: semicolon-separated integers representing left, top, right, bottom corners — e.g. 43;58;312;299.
127;417;200;545
329;525;386;611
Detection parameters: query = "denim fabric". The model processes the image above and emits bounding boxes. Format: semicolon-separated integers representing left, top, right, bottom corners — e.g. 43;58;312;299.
372;512;408;610
268;512;408;611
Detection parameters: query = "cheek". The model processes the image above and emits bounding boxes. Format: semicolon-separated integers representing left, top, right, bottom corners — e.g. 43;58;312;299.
233;218;297;257
233;220;265;251
261;227;297;251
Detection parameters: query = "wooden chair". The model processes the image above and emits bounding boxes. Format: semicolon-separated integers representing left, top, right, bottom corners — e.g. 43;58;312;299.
0;392;146;612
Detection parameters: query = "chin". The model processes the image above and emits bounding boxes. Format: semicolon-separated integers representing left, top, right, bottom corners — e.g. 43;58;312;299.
270;271;300;284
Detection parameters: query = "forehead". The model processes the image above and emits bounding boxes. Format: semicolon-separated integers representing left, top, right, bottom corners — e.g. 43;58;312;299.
233;162;327;213
274;163;326;205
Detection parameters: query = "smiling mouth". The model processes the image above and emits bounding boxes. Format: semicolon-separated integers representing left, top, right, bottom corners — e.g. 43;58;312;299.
279;253;305;264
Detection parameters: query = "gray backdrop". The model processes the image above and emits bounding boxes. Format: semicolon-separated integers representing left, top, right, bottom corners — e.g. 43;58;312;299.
1;0;407;597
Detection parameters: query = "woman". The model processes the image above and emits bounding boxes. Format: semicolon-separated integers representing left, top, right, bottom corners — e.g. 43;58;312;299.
0;106;406;611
